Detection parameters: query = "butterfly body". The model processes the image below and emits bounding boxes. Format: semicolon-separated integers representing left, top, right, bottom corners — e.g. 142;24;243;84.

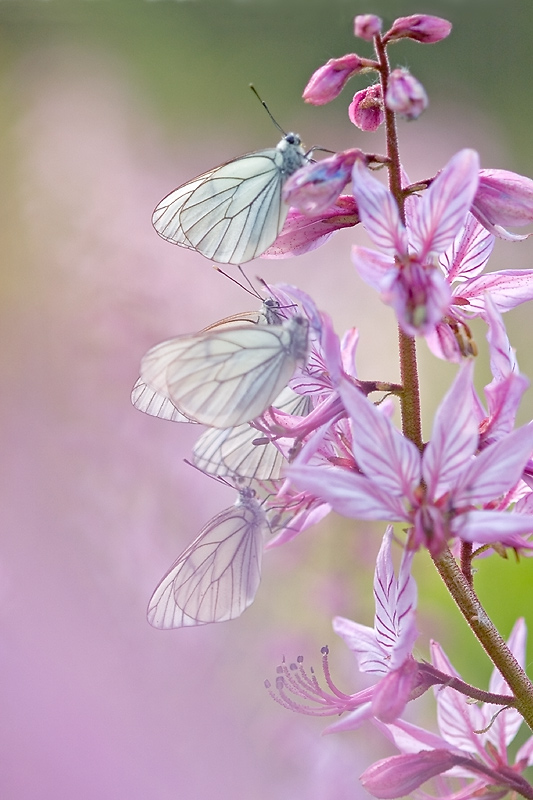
152;133;308;264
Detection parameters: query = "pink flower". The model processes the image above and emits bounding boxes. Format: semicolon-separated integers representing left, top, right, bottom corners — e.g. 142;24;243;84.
384;14;452;44
290;362;533;555
262;196;360;258
349;84;385;131
351;149;480;335
303;54;368;105
425;214;533;361
367;620;533;799
354;14;382;41
282;149;364;215
266;528;423;729
472;168;533;240
385;68;428;120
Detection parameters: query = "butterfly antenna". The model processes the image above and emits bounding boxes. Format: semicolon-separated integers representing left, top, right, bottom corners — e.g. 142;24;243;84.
249;84;286;136
214;265;261;299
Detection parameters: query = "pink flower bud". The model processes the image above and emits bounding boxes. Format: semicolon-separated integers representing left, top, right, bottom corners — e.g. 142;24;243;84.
303;54;365;105
283;149;364;215
349;84;384;131
354;14;382;40
385;14;452;44
385;68;428;120
360;750;458;799
472;169;533;240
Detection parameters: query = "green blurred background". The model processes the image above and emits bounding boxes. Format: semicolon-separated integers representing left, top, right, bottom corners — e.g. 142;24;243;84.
1;1;533;797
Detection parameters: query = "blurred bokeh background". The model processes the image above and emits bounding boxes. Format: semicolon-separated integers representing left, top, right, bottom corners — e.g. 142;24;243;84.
1;1;533;797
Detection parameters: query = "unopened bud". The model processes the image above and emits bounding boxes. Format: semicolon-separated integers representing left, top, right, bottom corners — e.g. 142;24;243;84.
303;54;366;105
473;169;533;240
354;14;382;41
283;149;364;215
349;84;384;131
360;750;458;799
385;68;428;120
385;14;452;44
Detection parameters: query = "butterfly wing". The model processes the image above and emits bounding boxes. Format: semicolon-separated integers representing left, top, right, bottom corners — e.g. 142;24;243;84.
130;377;193;423
152;139;307;264
147;491;266;628
152;170;216;248
192;387;313;482
159;317;309;428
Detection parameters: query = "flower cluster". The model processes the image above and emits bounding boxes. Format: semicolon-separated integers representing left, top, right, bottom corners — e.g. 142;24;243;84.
135;10;533;799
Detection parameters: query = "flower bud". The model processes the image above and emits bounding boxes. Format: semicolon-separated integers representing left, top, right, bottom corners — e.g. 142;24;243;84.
349;84;384;131
385;14;452;44
303;54;365;105
472;169;533;240
283;149;364;215
360;750;458;799
385;68;428;120
354;14;382;41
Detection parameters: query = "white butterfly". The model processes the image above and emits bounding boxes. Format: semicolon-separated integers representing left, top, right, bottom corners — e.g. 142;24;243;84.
139;315;309;429
147;487;267;628
191;386;313;483
152;133;308;264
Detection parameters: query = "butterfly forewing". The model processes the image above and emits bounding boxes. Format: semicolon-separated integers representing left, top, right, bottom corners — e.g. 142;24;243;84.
147;489;267;628
163;316;309;428
152;135;307;264
152;170;216;247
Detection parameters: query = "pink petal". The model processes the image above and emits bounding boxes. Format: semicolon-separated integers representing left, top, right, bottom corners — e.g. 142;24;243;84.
457;269;533;314
453;509;533;544
352;160;408;255
411;149;480;259
288;464;406;521
333;616;385;674
340;379;421;496
422;362;479;498
262;196;359;258
351;245;395;291
439;214;494;282
454;423;533;506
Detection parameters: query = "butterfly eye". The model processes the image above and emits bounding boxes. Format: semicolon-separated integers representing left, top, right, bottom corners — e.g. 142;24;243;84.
152;134;308;264
147;488;267;628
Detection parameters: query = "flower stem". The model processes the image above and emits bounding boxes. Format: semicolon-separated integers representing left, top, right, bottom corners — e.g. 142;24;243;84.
432;547;533;730
375;34;424;451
